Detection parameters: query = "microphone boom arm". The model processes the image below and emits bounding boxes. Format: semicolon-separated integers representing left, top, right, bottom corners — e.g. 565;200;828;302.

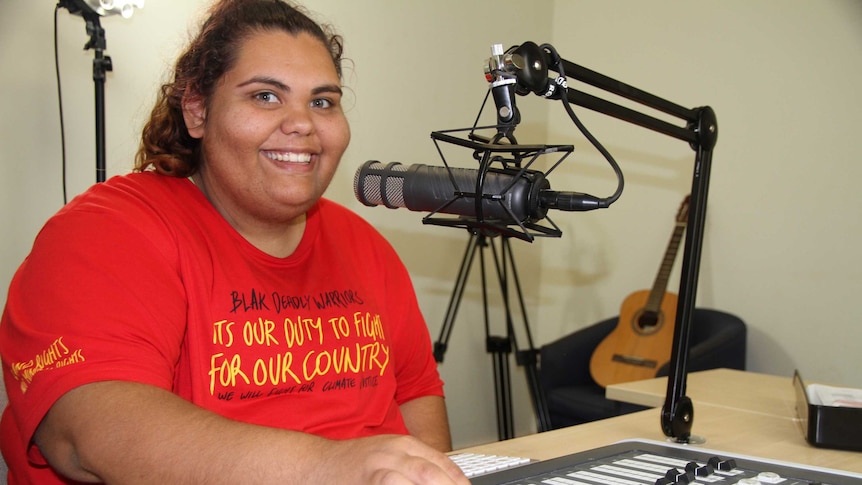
511;41;718;442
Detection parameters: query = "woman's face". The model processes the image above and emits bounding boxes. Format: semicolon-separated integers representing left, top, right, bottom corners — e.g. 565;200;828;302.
184;29;350;228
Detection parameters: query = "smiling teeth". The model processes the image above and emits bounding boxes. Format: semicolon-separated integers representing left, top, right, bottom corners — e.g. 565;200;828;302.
265;152;312;163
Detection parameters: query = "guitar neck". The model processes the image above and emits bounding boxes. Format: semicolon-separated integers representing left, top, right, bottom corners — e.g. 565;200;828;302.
645;222;686;312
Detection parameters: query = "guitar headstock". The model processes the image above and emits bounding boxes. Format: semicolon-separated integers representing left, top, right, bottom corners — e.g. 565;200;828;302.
677;195;691;224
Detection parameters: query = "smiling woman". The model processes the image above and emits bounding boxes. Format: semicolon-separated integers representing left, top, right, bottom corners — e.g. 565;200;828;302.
0;1;466;484
182;30;351;256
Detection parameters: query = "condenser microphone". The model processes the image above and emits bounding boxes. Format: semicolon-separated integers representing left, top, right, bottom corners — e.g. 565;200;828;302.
353;161;605;226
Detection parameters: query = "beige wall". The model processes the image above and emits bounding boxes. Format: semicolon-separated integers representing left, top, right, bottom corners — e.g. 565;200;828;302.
1;0;860;451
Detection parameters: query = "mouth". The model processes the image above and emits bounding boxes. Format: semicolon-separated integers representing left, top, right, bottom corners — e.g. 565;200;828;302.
262;151;313;164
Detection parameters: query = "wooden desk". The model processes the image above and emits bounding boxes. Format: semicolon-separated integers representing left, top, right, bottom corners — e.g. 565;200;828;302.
457;369;862;476
606;368;797;418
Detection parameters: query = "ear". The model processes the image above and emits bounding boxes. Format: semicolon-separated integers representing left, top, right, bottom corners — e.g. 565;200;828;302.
182;94;206;139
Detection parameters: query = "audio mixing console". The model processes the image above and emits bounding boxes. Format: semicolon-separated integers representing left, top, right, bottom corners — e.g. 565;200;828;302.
465;439;861;485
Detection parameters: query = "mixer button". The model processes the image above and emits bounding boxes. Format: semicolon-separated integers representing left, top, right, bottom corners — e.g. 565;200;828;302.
756;471;783;483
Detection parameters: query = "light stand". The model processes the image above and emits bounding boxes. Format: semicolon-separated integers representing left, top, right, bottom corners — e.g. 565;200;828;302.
57;0;143;183
84;11;111;183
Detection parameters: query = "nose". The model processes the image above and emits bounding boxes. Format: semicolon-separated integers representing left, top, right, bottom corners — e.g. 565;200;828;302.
280;102;314;136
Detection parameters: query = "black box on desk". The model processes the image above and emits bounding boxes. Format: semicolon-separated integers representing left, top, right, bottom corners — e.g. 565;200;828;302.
794;370;862;452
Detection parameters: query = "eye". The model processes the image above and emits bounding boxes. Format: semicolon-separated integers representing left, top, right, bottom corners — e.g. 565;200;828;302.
255;91;281;104
310;98;334;109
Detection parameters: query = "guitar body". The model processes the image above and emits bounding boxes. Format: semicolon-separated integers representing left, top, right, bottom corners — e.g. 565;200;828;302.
589;195;689;388
589;289;678;388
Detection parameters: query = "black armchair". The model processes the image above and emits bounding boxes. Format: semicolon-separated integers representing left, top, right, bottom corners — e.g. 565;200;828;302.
538;307;747;429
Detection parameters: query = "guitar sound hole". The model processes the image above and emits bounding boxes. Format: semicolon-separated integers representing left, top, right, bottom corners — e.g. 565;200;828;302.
633;310;663;335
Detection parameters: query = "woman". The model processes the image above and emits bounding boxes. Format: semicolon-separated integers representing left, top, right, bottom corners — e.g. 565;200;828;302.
0;1;467;483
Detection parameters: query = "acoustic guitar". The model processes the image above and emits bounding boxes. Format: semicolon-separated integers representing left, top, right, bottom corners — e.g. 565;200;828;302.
589;195;690;388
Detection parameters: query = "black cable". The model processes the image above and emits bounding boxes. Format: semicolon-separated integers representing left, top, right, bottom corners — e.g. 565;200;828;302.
54;3;69;204
541;43;624;208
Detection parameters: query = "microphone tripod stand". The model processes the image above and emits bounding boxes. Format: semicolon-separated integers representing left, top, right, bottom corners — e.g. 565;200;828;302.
433;231;552;440
425;83;564;441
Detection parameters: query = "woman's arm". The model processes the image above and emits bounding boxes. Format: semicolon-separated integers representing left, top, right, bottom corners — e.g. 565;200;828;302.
34;381;468;484
400;395;453;452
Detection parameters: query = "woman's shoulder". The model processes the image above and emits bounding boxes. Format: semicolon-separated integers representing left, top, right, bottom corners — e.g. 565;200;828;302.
60;172;202;219
43;172;211;252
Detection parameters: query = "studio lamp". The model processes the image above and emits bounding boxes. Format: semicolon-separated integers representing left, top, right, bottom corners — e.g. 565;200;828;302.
57;0;143;184
61;0;145;19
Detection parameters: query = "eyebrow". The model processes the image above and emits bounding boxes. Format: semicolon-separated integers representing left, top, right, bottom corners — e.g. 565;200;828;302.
238;76;343;96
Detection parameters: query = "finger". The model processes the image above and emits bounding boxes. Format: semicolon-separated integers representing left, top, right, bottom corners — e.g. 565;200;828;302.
395;437;469;484
396;454;468;485
439;455;471;484
369;468;414;485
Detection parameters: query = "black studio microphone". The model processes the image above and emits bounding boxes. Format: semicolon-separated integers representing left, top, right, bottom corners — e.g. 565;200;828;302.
353;161;605;225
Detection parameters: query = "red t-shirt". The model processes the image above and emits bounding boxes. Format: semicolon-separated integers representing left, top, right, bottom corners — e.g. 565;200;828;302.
0;172;443;484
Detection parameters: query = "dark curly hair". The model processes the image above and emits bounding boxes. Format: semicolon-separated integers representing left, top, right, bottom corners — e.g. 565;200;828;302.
134;0;344;177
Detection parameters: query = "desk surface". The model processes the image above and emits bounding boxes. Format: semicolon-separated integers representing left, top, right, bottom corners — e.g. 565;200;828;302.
458;369;862;475
606;368;797;418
